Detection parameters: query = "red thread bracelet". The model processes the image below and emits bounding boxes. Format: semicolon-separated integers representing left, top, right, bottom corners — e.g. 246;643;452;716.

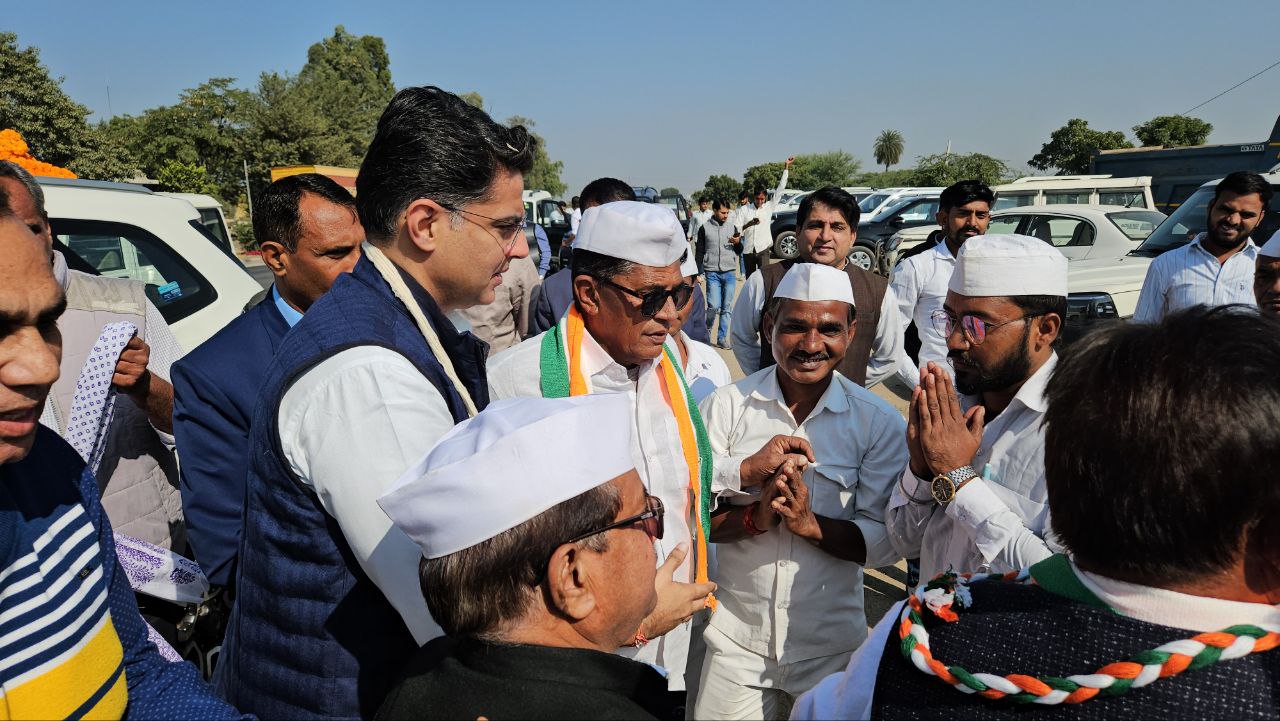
743;501;767;536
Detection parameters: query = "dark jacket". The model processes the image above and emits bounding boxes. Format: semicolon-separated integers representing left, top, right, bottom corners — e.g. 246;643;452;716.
530;269;710;342
377;636;678;720
172;294;291;588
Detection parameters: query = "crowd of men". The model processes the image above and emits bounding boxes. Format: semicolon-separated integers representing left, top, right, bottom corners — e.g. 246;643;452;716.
0;84;1277;721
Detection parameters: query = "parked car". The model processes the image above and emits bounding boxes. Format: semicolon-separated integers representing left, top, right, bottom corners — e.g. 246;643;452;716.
856;187;944;219
523;190;572;272
157;192;236;256
41;177;263;351
657;193;692;235
993;175;1155;211
774;190;812;213
770;190;939;269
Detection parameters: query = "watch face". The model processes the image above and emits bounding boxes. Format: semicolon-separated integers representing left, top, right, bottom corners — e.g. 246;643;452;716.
931;475;955;505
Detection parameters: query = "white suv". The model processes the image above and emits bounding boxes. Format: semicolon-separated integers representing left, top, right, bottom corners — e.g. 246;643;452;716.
41;178;263;351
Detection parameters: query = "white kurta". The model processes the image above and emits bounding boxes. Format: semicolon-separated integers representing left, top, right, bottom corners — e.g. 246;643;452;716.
888;240;957;390
742;168;790;255
681;331;732;403
487;328;700;691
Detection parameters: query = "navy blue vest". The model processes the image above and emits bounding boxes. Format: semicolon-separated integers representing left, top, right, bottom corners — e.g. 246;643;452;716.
215;255;488;719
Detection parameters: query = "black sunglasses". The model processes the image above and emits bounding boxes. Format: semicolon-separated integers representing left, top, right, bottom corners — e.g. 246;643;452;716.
598;278;694;319
566;495;665;544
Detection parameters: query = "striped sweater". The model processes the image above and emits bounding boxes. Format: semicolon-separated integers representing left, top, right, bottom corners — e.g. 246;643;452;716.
0;426;243;720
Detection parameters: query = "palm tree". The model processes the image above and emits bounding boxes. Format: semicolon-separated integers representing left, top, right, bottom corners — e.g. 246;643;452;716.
874;129;905;172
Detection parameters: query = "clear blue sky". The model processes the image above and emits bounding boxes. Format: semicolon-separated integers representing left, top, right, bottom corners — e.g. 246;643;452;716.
10;0;1280;195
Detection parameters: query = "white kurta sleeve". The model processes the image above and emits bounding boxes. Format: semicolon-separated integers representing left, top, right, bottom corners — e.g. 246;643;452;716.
944;477;1057;572
278;346;456;645
730;271;767;373
863;285;902;389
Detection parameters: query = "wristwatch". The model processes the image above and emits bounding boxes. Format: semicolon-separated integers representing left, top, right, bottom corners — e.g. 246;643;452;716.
931;466;978;505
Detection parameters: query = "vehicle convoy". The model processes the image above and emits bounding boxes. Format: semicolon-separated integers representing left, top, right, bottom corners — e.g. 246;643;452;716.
40;178;262;351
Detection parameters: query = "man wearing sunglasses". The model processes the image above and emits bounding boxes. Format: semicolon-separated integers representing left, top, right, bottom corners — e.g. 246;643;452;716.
378;395;681;720
887;234;1068;585
489;201;719;701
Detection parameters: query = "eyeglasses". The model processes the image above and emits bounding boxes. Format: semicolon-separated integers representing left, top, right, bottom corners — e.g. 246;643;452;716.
566;495;665;544
599;278;695;318
439;204;528;254
930;309;1040;345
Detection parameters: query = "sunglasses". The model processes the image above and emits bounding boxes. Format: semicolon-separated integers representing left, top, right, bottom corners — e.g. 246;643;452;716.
599;278;695;318
566;494;665;544
930;309;1041;346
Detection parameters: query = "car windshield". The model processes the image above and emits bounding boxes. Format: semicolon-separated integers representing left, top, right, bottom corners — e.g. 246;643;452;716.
1133;184;1280;257
1106;210;1167;241
870;197;916;222
859;193;890;213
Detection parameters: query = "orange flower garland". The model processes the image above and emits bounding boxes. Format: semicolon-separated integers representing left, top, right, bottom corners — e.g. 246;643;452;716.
0;129;76;179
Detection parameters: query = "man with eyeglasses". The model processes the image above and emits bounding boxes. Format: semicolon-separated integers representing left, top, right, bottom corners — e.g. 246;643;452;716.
886;234;1068;585
216;87;533;719
376;395;681;720
488;201;719;703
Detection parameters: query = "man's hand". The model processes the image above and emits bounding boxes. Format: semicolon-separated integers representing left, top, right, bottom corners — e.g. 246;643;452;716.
743;218;761;229
729;233;741;245
772;468;820;541
785;156;795;169
739;434;815;489
907;386;929;478
113;336;152;399
916;362;984;476
751;460;796;532
638;544;717;639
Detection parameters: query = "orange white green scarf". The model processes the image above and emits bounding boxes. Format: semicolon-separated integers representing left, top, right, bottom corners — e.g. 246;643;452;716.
539;305;716;607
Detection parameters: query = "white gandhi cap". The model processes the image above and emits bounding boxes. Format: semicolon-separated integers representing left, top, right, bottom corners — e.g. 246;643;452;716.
775;263;856;306
948;234;1069;297
574;200;689;268
1259;228;1280;259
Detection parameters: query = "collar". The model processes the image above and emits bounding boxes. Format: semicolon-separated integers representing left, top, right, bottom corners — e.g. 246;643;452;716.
271;285;304;328
1189;232;1260;260
929;239;957;262
52;250;70;290
747;366;851;419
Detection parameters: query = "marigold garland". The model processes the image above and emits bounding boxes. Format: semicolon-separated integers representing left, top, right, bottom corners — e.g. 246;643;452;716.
0;129;76;179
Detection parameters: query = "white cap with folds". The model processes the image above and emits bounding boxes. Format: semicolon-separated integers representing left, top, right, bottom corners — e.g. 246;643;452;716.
1260;228;1280;258
680;242;699;277
378;395;636;559
948;234;1069;297
775;263;856;306
575;200;689;268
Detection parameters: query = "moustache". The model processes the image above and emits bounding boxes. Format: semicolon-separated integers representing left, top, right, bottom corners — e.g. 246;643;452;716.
791;352;831;363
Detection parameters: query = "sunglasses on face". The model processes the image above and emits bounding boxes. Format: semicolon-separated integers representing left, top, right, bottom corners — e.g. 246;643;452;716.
566;494;665;544
598;278;694;318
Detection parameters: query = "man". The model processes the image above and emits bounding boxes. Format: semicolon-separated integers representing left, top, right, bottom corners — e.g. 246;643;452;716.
697;199;742;349
0;196;244;719
886;234;1067;584
216;86;533;719
1133;170;1273;322
696;264;906;719
1254;229;1280;314
457;254;541;356
688;197;712;243
796;305;1280;719
731;187;903;387
739;157;793;279
890;180;994;390
488;201;719;697
530;178;709;341
0;161;186;549
569;194;582;240
171;173;362;589
376;395;679;720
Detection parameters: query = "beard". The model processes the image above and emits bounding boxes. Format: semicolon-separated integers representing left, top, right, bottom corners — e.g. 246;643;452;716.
949;325;1033;395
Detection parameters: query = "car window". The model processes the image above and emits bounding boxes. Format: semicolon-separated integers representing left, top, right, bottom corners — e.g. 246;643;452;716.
1026;216;1095;247
1045;191;1088;205
1106;211;1167;241
1098;190;1146;208
50;218;216;325
898;199;939;222
987;215;1023;235
524;201;535;223
539;200;565;225
993;194;1034;211
859;193;891;213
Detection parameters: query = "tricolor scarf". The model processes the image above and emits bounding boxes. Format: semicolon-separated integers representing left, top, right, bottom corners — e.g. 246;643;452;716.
539;306;716;608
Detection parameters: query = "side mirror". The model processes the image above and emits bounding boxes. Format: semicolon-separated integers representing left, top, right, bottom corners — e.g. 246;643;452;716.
889;216;905;228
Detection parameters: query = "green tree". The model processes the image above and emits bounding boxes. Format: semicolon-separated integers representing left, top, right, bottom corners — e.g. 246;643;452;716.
1132;115;1212;147
742;151;862;193
506;115;565;197
696;174;742;203
660;187;681;196
1029;118;1132;175
296;26;395;166
910;152;1010;187
459;91;484;109
854;168;916;187
0;31;136;180
873;129;904;172
242;71;350;191
155;160;220;195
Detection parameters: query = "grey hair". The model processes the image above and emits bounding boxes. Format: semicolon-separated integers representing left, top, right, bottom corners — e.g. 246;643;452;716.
0;161;46;218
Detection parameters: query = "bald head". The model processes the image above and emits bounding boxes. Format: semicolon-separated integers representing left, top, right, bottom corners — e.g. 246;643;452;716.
0;215;64;464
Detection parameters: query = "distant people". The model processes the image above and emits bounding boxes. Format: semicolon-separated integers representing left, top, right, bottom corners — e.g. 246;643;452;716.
216;86;532;719
733;190;752;277
457;254;541;357
569;194;583;240
688;197;712;243
1254;230;1280;314
739;157;793;279
696;198;742;349
172;173;363;589
674;242;732;402
797;305;1280;719
887;234;1068;583
1133;170;1273;322
696;264;905;720
0;160;186;550
376;395;680;720
0;201;244;720
732;187;903;388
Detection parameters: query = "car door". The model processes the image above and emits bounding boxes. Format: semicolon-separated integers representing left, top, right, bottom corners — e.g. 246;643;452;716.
1024;214;1096;261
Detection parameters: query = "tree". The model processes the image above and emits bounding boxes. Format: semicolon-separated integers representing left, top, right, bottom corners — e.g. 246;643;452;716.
696;174;741;203
910;152;1010;187
155;160;220;195
295;26;395;166
506;115;565;197
873;129;904;172
1132;115;1212;147
459;91;484;109
242;71;349;191
1029;118;1132;175
854;168;916;188
741;151;862;193
0;31;136;180
660;187;681;196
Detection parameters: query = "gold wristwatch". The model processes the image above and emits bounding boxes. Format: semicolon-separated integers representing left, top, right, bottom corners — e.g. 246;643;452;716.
931;465;978;505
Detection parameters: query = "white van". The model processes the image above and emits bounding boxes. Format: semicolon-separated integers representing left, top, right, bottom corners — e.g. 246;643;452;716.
994;175;1154;211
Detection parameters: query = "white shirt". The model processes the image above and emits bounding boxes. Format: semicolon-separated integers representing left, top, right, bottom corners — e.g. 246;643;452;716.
689;209;713;242
277;347;453;645
1132;234;1259;323
569;207;582;236
681;331;732;403
743;168;790;254
889;240;957;389
790;557;1280;720
701;368;905;663
886;354;1062;583
730;268;903;388
487;328;698;690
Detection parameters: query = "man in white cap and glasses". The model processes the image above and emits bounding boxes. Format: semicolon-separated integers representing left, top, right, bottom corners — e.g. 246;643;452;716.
488;200;719;699
885;234;1068;587
376;395;680;720
1254;230;1280;315
694;263;906;720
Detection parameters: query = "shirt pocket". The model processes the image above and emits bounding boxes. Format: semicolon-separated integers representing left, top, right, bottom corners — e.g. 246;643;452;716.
806;462;860;520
